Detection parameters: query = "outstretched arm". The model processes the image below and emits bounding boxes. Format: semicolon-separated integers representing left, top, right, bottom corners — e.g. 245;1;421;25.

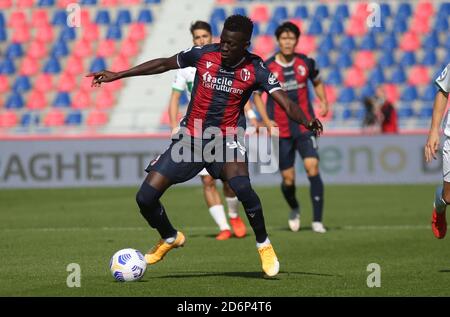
86;54;179;86
313;78;329;117
270;89;323;135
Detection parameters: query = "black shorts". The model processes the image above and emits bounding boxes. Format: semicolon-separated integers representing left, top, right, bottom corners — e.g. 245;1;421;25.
277;132;319;171
145;135;248;184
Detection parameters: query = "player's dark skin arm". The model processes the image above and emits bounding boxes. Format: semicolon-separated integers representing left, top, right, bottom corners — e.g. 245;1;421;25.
86;55;179;86
270;89;323;135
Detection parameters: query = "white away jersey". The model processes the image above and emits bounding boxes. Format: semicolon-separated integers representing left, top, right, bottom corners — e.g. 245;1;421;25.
436;63;450;136
171;66;196;101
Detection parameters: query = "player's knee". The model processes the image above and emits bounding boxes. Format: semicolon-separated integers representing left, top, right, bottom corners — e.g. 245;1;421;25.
136;182;161;211
304;159;319;177
201;176;216;191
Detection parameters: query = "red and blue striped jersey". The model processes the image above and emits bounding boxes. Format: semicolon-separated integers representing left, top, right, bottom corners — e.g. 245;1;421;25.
264;53;320;138
177;43;282;137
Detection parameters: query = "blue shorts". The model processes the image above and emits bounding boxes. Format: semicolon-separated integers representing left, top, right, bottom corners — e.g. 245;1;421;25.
278;132;319;171
145;135;247;184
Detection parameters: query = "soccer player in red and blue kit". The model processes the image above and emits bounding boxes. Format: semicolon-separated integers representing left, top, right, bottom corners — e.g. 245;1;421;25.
254;22;329;233
88;15;322;277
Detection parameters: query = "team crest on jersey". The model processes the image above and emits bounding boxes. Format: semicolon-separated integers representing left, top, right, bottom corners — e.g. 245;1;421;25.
240;68;251;81
297;65;307;76
268;73;279;85
206;61;213;69
259;61;266;69
272;72;279;79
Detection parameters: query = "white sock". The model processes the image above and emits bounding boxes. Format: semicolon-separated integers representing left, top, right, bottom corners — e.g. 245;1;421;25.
256;237;271;248
165;233;176;244
209;205;230;231
225;196;239;218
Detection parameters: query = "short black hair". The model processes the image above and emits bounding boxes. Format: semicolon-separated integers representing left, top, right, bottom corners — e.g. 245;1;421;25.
190;21;212;36
275;21;301;40
223;15;253;41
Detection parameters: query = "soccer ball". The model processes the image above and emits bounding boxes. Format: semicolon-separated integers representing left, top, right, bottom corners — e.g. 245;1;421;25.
109;248;147;282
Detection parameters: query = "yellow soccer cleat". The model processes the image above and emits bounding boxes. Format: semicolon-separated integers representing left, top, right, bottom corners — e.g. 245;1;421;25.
257;244;280;277
145;231;186;264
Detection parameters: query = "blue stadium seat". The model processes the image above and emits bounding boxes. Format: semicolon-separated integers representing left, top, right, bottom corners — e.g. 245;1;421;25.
21;113;40;127
116;9;132;25
294;5;308;19
90;57;107;72
445;35;450;50
211;7;226;23
419;107;433;119
378;51;395;67
423;32;440;49
316;53;330;68
106;25;122;40
355;108;365;120
434;17;449;33
6;93;24;109
328;19;344;34
340;35;356;52
59;26;76;41
399;52;416;66
66;111;82;125
95;10;111;25
397;3;412;18
393;18;407;33
341;108;352;120
360;33;376;50
380;3;391;17
53;92;71;108
401;86;418;102
326;68;342;85
38;0;55;6
80;0;97;4
5;43;23;59
398;105;414;118
338;87;356;103
273;6;288;22
314;4;329;19
43;57;61;74
334;4;349;20
360;85;375;98
0;58;16;75
265;20;279;35
390;66;406;83
380;33;397;51
318;34;334;52
422;84;438;101
51;40;69;58
232;7;247;16
52;10;68;26
13;76;31;93
336;52;352;68
0;12;4;27
368;67;385;85
308;19;323;35
0;28;6;42
422;49;437;66
252;23;260;37
210;21;220;37
438;2;450;18
369;19;386;34
137;9;153;23
145;0;161;3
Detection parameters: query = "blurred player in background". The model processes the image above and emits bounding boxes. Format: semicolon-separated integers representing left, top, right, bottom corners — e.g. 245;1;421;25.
168;21;247;240
253;22;329;233
424;63;450;239
88;15;323;277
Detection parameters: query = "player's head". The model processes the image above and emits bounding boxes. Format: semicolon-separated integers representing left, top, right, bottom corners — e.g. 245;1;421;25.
220;15;253;67
275;22;300;56
190;21;212;46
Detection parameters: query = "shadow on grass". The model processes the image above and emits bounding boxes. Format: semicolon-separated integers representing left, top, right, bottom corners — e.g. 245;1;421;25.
438;269;450;273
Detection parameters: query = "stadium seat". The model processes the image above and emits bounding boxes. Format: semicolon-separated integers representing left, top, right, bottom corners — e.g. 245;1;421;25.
359;33;376;50
408;65;430;86
422;49;437;66
13;76;31;93
0;111;18;128
344;67;366;87
250;5;270;23
340;35;356;52
0;28;6;42
27;90;47;110
137;9;153;23
34;73;53;92
65;111;83;125
95;10;111;25
294;5;308;19
19;57;39;76
57;73;77;92
337;87;356;103
106;25;123;40
397;3;412;18
415;1;434;19
6;93;25;109
20;112;40;127
0;75;9;93
8;11;28;28
422;84;437;101
399;52;416;66
400;86;418;101
334;4;349;20
314;4;329;19
381;33;397;50
380;3;391;17
127;23;147;41
252;23;260;37
273;6;288;22
232;7;247;17
53;92;71;108
316;53;330;68
318;34;334;52
6;43;24;59
36;25;55;43
211;7;226;23
355;51;376;69
308;19;323;35
97;39;116;57
265;20;279;36
100;0;118;5
399;32;420;51
296;35;316;55
0;58;16;75
328;19;344;35
384;84;400;103
253;36;275;57
120;40;138;57
59;26;77;42
44;109;65;126
51;40;69;58
360;84;375;98
72;90;92;109
323;85;337;104
116;9;132;25
57;0;73;8
434;17;449;32
423;32;440;49
73;40;93;58
31;9;50;28
346;17;367;36
90;57;107;73
52;10;68;26
398;105;414;119
144;0;160;3
0;13;5;27
390;66;406;83
65;55;84;75
43;57;61;74
38;0;55;6
12;26;31;43
18;0;34;8
336;52;352;68
81;0;97;5
410;16;430;34
325;68;342;85
82;23;99;42
368;67;385;85
419;107;433;119
86;110;108;126
110;54;131;72
392;18;408;33
94;89;115;109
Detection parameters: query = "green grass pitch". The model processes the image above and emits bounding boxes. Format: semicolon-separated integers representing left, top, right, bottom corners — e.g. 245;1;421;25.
0;184;449;296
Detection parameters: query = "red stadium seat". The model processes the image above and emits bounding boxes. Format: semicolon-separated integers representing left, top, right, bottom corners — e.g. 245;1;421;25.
344;67;366;87
0;0;13;9
122;0;141;4
72;90;92;109
415;1;434;19
111;55;131;72
82;23;100;42
27;90;47;110
65;55;85;75
35;25;54;43
253;35;276;58
101;0;119;6
81;9;91;25
94;90;115;110
354;51;376;70
408;65;430;86
86;110;108;126
31;9;50;28
324;85;337;104
127;23;147;41
400;32;420;51
103;77;123;91
97;39;116;57
8;11;28;28
19;57;40;76
354;2;370;20
34;73;54;92
27;40;48;59
57;0;75;8
73;40;93;58
12;26;31;43
295;35;316;55
79;76;95;92
346;17;367;36
18;0;35;8
409;16;430;34
0;111;18;128
250;4;270;23
383;84;400;103
43;109;65;126
57;73;77;92
0;75;10;94
120;40;139;57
